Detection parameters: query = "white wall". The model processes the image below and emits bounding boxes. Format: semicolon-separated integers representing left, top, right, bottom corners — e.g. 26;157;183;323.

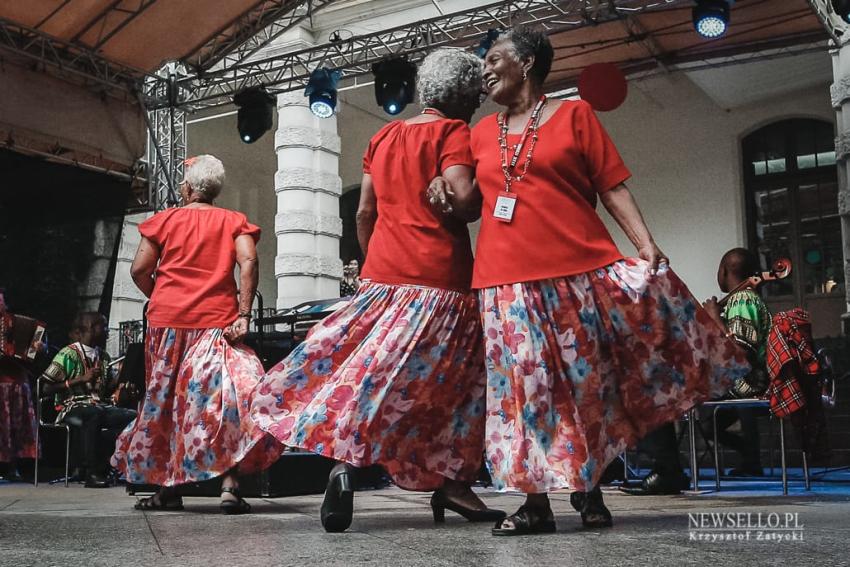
596;72;833;301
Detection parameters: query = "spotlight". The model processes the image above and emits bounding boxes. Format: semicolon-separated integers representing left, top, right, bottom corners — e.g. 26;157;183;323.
372;57;416;116
233;87;275;144
476;29;501;58
692;0;731;39
833;0;850;24
305;68;341;119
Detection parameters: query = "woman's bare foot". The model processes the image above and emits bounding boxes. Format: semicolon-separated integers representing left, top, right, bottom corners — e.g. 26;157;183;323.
441;478;488;510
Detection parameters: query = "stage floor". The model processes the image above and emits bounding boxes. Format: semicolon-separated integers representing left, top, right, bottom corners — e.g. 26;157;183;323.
1;476;849;566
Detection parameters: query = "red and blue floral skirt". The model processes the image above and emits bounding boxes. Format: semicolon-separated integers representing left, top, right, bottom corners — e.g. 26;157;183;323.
479;259;750;493
250;281;486;491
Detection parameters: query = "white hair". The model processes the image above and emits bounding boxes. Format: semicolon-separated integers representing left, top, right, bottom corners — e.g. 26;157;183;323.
416;48;483;112
184;154;225;200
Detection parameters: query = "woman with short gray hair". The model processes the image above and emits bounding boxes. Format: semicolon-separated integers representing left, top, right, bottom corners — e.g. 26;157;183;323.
113;154;282;514
250;48;504;532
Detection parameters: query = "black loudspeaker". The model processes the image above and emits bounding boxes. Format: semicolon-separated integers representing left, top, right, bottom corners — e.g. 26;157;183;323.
126;453;389;497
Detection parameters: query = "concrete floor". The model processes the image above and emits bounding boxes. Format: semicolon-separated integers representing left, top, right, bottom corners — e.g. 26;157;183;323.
1;478;849;567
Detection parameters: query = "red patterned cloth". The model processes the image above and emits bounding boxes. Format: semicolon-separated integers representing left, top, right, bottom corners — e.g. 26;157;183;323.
765;309;820;418
111;327;284;486
0;359;38;462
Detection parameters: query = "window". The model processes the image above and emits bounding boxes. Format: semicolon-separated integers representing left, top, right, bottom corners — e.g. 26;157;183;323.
742;119;843;334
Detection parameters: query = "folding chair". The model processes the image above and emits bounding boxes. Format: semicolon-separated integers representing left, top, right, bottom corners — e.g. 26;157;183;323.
33;377;70;487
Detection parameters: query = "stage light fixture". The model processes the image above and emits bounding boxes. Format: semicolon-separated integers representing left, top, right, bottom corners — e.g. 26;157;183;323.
833;0;850;24
372;57;417;116
693;0;731;39
233;87;275;143
476;28;501;58
305;68;341;119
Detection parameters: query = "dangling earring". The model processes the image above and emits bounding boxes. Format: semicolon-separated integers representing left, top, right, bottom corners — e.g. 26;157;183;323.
522;69;528;81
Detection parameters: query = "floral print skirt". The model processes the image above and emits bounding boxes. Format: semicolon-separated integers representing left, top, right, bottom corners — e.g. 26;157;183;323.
480;259;750;493
111;327;283;486
250;281;486;491
0;373;38;462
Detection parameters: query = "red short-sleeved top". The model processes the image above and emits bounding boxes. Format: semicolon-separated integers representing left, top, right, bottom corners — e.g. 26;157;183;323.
470;100;631;289
361;118;475;291
139;207;261;328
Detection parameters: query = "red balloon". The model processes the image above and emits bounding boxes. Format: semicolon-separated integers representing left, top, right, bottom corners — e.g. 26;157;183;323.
577;63;628;112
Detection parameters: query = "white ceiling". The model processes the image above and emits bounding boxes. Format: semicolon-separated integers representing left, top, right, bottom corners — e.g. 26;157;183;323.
684;50;833;110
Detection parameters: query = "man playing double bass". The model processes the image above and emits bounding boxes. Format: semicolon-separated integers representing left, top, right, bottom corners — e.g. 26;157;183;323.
623;248;769;495
41;312;136;488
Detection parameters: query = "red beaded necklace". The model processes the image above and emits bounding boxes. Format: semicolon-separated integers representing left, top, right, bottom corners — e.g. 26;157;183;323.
497;95;547;193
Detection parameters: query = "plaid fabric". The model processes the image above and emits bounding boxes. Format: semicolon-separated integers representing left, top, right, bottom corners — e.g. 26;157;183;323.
765;308;820;418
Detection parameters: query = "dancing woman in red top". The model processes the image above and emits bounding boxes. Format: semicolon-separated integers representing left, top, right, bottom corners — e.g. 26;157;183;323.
430;28;749;535
112;155;281;514
250;49;504;532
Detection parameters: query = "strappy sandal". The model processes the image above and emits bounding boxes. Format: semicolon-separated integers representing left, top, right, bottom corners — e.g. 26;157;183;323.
491;504;556;536
220;487;252;515
134;494;184;511
570;487;613;529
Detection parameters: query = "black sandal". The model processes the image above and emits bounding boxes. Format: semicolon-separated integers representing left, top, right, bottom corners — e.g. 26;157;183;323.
570;487;613;529
491;505;556;536
134;494;184;511
220;487;252;515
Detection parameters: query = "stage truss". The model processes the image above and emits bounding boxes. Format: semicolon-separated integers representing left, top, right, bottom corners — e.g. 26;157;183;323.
2;1;841;210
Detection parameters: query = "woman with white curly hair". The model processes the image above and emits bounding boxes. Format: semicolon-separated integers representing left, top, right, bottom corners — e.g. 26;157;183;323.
112;154;282;514
250;48;505;532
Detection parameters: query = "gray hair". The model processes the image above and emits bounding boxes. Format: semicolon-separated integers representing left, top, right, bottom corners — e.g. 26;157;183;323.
183;154;225;200
416;48;483;111
496;27;553;85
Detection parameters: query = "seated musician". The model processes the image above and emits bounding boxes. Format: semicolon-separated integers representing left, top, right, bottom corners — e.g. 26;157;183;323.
623;248;769;495
0;288;39;480
41;312;136;488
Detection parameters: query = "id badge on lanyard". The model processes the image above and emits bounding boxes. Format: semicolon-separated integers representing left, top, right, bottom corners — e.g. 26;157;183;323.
493;191;517;223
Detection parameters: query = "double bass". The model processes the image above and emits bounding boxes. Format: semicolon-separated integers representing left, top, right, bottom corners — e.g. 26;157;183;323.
718;257;792;306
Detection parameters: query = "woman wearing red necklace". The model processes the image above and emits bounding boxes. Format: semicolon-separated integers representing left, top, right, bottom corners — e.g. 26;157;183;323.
430;28;750;535
250;48;504;532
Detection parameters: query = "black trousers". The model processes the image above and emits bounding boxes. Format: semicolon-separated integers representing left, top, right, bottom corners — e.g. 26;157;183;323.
705;407;762;469
640;423;684;476
62;405;136;473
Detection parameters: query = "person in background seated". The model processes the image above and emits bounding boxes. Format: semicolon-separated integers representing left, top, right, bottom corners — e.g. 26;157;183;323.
0;288;39;481
702;247;770;477
623;248;767;495
339;259;361;297
41;312;136;488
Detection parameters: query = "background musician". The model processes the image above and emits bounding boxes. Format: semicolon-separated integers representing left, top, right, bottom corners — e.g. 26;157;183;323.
41;312;136;488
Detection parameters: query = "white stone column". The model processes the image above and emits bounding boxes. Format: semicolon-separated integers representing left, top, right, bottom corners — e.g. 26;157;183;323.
274;91;343;309
106;213;150;357
831;46;850;335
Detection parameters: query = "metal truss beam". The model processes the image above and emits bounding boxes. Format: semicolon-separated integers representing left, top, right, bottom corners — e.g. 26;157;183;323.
807;0;848;45
169;0;689;110
194;0;338;72
141;63;187;211
0;16;146;97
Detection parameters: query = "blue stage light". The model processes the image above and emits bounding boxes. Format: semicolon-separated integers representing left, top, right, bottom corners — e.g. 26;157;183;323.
372;57;416;116
305;68;341;119
693;0;731;39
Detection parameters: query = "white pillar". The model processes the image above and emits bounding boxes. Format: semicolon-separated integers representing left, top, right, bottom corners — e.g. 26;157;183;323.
274;91;343;309
830;46;850;335
106;212;150;357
